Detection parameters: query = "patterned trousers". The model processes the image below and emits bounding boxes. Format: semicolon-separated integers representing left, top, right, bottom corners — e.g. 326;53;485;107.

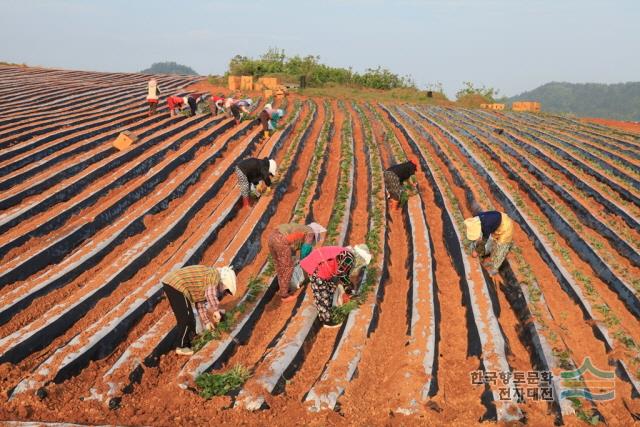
384;170;403;201
310;273;337;323
476;237;512;271
235;166;250;198
268;231;294;298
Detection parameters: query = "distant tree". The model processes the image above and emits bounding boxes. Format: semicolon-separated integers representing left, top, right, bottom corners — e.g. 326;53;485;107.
456;81;499;102
141;61;198;76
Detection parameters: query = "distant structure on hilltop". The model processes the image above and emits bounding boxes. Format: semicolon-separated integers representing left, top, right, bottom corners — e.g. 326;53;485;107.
141;61;198;76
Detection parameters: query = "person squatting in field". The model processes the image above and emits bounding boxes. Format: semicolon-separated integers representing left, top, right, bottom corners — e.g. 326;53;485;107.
230;98;253;124
146;78;160;116
268;222;327;302
259;103;285;140
464;210;514;276
235;157;278;208
384;157;418;210
300;244;372;327
161;265;237;356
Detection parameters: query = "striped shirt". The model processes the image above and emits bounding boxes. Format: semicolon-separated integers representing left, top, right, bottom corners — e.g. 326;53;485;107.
162;265;221;325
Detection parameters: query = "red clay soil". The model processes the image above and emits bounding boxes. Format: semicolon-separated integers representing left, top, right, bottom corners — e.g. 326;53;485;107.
380;107;487;424
425;116;639;423
583;117;640;134
282;101;370;404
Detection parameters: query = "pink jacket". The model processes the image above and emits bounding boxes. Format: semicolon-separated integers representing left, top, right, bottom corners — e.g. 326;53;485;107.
299;246;346;280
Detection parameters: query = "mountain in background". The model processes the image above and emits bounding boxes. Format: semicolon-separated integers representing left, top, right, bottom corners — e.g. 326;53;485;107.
140;61;198;76
508;82;640;121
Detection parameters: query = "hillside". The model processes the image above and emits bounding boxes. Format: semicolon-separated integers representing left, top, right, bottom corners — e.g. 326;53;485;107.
140;61;198;76
509;81;640;121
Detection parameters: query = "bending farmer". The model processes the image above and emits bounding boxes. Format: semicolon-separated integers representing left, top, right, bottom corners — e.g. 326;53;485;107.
384;157;418;210
464;210;514;276
300;244;372;327
161;265;236;356
259;103;285;140
268;222;327;302
230;98;253;125
235;157;278;208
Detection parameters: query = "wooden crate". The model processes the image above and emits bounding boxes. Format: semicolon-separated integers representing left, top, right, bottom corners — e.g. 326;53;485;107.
240;75;254;91
512;101;541;112
113;131;138;151
228;76;241;91
258;77;278;90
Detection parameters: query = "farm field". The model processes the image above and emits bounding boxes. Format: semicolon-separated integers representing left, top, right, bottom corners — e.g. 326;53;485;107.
0;65;639;426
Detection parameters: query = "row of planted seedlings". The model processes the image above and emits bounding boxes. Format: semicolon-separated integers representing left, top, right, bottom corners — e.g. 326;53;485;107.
363;102;439;415
74;98;305;406
449;109;640;287
471;109;640;208
0;106;257;326
400;105;599;422
303;101;388;412
548;114;640;150
234;100;357;411
0;99;274;379
7;100;308;405
0;76;188;154
468;109;640;219
382;104;524;423
0;97;258;288
414;108;640;405
430;108;640;304
458;109;640;231
479;110;640;196
180;100;334;402
172;99;321;391
505;111;640;165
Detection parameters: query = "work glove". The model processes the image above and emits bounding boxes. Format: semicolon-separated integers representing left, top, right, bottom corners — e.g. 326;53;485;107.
300;243;313;259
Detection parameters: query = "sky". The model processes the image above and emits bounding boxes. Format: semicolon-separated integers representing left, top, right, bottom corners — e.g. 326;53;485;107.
0;0;638;98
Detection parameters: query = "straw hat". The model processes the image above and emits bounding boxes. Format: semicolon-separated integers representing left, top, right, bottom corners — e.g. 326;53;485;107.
306;222;327;243
268;159;278;176
217;266;237;295
464;217;482;241
351;244;372;269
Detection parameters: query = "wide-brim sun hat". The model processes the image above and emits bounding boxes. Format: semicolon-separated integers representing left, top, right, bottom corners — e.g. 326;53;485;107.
265;103;272;110
268;159;277;176
246;99;253;106
306;222;327;243
276;109;284;116
217;266;237;295
352;244;372;268
464;217;482;241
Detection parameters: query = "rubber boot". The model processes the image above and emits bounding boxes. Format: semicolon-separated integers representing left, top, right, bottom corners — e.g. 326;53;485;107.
242;196;251;208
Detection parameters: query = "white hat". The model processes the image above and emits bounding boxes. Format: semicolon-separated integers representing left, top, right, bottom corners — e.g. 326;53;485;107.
246;98;253;106
464;217;482;241
265;103;273;110
276;109;284;116
352;244;372;268
217;266;237;295
268;159;277;176
306;222;327;243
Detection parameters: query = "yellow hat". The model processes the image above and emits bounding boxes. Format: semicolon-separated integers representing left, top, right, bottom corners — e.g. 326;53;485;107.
464;217;482;241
